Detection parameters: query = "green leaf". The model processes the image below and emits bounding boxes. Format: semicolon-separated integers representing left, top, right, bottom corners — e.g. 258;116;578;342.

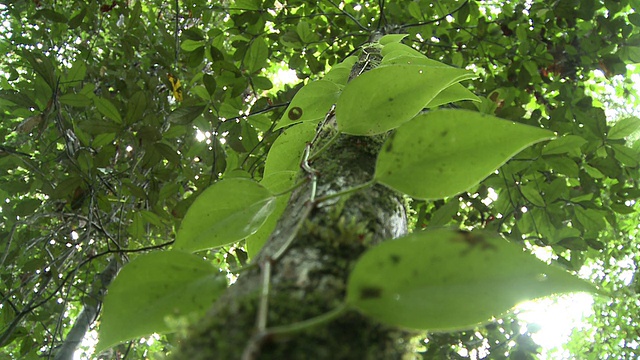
264;122;316;177
203;74;217;95
59;93;92;107
379;34;408;45
181;39;205;52
544;156;579;177
426;83;481;107
234;0;260;10
574;207;607;232
610;143;640;167
275;80;341;130
381;42;426;59
296;21;317;43
93;133;116;148
168;105;206;125
607;116;640;139
0;90;37;108
583;164;605;178
336;65;475;135
323;56;358;86
65;60;87;83
427;198;460;227
246;37;269;73
191;85;210;101
346;228;597;331
68;7;86;29
252;76;273;90
380;54;457;68
94;97;122;124
408;2;422;20
22;50;56;91
629;13;640;27
375;110;555;200
174;178;276;252
520;184;546;207
619;46;640;63
96;251;226;352
245;172;296;258
37;9;68;23
13;198;42;216
125;91;147;125
542;135;588;155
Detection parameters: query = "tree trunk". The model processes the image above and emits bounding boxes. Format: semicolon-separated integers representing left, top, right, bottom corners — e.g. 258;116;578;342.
55;258;120;360
176;39;415;360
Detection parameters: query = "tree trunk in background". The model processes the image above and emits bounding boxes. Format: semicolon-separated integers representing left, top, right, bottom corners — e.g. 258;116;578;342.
176;41;416;359
55;258;120;360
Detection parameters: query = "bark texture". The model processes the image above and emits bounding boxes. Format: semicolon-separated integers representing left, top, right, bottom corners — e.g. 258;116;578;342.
176;40;415;360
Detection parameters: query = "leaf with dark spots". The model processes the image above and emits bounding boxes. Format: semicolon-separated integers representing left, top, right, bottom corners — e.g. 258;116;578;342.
288;106;303;120
359;286;383;299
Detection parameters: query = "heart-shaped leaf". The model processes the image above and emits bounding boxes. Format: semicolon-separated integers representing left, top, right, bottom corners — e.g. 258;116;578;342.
97;251;226;352
346;228;597;331
336;65;475;135
375;109;555;199
264;122;316;177
174;178;276;252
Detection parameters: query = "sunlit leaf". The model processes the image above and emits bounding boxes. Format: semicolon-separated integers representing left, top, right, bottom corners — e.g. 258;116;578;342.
380;42;425;58
181;39;205;52
297;21;317;43
275;80;340;130
346;228;597;331
264;122;316;177
426;83;480;107
375;109;555;199
245;172;296;258
174;178;276;252
607;116;640;139
378;34;408;45
323;56;358;86
336;65;475;135
542;135;588;155
96;251;226;352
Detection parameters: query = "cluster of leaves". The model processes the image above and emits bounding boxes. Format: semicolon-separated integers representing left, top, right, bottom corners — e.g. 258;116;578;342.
95;36;597;352
0;0;639;359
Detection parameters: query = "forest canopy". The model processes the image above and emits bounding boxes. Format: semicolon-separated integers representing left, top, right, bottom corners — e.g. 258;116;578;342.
1;0;639;359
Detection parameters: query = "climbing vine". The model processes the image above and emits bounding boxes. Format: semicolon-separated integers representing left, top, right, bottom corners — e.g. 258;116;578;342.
96;35;596;352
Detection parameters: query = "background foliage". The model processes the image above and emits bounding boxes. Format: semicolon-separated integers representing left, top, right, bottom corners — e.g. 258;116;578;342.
1;0;639;358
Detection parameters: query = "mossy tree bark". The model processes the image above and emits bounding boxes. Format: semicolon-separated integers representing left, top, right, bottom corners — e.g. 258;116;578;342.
176;37;415;360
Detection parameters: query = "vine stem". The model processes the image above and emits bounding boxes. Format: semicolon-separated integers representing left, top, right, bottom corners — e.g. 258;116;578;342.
266;303;349;336
314;179;377;204
309;131;340;161
272;178;309;197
